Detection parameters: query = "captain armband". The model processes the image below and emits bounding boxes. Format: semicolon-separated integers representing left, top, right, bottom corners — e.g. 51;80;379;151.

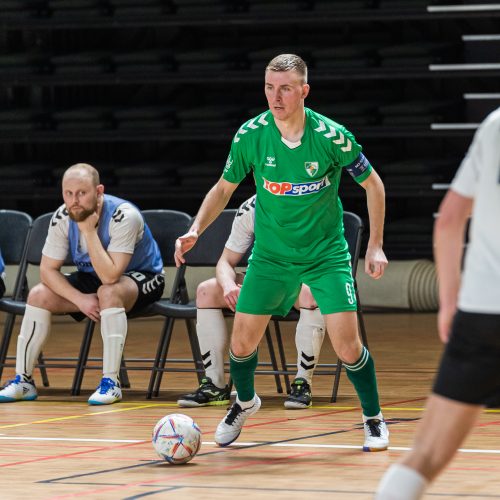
345;153;371;180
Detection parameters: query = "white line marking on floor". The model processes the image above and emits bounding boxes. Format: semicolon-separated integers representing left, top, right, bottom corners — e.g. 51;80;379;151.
1;437;499;455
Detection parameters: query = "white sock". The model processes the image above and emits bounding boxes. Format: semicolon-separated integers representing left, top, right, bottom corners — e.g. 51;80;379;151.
196;308;227;388
295;308;325;385
236;394;257;409
16;305;51;378
375;464;428;500
100;307;127;383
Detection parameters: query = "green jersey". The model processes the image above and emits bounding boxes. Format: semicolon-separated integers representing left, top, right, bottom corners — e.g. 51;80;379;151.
222;107;372;263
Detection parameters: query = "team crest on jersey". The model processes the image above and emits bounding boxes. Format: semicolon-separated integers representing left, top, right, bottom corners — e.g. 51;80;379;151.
305;162;319;177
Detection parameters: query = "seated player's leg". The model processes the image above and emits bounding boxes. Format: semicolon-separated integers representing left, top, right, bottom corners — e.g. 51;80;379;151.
0;281;81;403
178;277;230;407
305;259;389;451
88;271;163;405
285;284;325;409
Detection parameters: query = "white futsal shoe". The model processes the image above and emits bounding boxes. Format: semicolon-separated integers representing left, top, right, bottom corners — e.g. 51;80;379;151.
0;374;37;402
215;394;261;446
363;412;389;452
88;377;122;405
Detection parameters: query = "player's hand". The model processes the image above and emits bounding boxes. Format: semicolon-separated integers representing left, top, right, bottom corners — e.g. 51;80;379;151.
223;282;242;312
364;246;388;279
174;230;199;267
437;305;455;343
76;293;101;322
77;194;102;235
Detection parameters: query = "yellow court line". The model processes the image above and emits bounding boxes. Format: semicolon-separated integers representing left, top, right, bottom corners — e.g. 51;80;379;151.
0;403;172;429
311;406;500;413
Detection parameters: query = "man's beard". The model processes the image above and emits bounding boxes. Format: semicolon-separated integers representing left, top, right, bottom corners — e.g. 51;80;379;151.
68;204;96;222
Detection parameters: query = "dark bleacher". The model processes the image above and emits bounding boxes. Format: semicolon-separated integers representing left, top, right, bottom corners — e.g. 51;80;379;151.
0;1;499;259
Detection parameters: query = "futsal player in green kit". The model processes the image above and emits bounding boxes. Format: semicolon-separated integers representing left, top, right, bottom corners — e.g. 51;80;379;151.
175;54;389;451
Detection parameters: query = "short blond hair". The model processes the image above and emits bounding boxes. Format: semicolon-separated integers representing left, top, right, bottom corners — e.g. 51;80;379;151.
63;163;100;186
266;54;308;83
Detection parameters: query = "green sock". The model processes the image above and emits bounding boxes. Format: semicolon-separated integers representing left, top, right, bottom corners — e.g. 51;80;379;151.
344;346;381;417
230;349;258;402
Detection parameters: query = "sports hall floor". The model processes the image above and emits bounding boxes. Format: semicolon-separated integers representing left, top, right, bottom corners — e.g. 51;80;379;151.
0;312;499;499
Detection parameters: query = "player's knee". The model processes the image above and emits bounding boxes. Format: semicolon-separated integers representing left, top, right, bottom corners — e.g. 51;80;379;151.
337;341;363;365
230;336;255;357
196;279;219;308
97;283;122;307
27;283;52;308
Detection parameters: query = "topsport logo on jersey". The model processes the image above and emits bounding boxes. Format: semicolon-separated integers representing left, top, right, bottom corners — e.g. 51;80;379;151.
262;176;331;196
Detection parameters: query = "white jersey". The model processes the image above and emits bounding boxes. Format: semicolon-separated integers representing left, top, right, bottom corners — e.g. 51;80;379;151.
225;195;255;254
43;202;144;261
451;107;500;313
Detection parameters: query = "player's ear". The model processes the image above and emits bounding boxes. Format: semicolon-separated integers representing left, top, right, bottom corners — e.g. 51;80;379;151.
96;184;105;196
302;84;310;99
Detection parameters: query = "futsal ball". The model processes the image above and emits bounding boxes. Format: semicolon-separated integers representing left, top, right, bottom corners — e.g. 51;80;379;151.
152;413;202;464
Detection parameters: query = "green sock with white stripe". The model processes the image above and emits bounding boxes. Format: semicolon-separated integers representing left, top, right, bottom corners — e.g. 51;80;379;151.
343;346;381;417
230;349;258;402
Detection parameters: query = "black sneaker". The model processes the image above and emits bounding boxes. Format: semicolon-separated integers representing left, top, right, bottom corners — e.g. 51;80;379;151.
284;377;312;409
177;377;230;408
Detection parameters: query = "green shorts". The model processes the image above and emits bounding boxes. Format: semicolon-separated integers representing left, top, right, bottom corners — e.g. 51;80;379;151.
236;253;357;316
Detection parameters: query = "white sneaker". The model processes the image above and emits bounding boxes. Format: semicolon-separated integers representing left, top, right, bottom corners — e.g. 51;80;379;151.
88;377;122;405
215;394;261;447
0;375;37;402
363;413;389;452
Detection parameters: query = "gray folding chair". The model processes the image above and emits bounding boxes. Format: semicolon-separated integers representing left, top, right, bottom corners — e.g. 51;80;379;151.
146;209;284;399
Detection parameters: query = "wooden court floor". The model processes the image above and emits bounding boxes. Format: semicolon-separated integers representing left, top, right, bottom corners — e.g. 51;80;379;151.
0;312;499;499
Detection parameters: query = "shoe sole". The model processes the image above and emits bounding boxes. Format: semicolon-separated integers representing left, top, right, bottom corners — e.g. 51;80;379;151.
363;445;389;452
284;401;311;409
88;398;121;406
215;430;242;447
177;399;230;408
0;395;37;403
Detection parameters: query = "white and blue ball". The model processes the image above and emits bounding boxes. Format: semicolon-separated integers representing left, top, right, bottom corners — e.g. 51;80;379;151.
152;413;202;464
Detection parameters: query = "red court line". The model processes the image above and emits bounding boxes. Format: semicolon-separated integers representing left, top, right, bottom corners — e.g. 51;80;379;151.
243;396;426;430
48;450;321;499
0;440;147;468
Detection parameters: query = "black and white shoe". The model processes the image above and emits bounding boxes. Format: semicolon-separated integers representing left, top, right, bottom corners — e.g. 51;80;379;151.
284;377;312;409
215;395;261;446
177;377;230;408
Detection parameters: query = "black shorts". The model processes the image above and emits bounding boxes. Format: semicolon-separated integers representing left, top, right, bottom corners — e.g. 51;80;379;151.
66;270;165;322
433;310;500;405
0;276;5;299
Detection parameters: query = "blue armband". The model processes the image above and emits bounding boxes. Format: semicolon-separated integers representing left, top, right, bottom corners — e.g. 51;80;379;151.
345;153;371;180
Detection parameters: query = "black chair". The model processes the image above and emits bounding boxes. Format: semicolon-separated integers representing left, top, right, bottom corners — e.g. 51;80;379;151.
269;211;367;402
146;209;285;399
70;209;193;395
0;211;51;385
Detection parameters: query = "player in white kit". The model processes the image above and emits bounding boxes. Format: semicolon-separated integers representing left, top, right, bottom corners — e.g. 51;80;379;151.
376;108;500;498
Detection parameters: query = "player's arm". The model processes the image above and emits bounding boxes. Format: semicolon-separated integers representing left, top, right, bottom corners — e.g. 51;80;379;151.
174;177;239;267
433;189;473;343
359;168;388;279
39;255;101;321
216;247;244;311
79;215;133;285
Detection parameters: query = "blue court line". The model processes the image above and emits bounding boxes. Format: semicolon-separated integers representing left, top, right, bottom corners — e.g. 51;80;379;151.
40;419;407;484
